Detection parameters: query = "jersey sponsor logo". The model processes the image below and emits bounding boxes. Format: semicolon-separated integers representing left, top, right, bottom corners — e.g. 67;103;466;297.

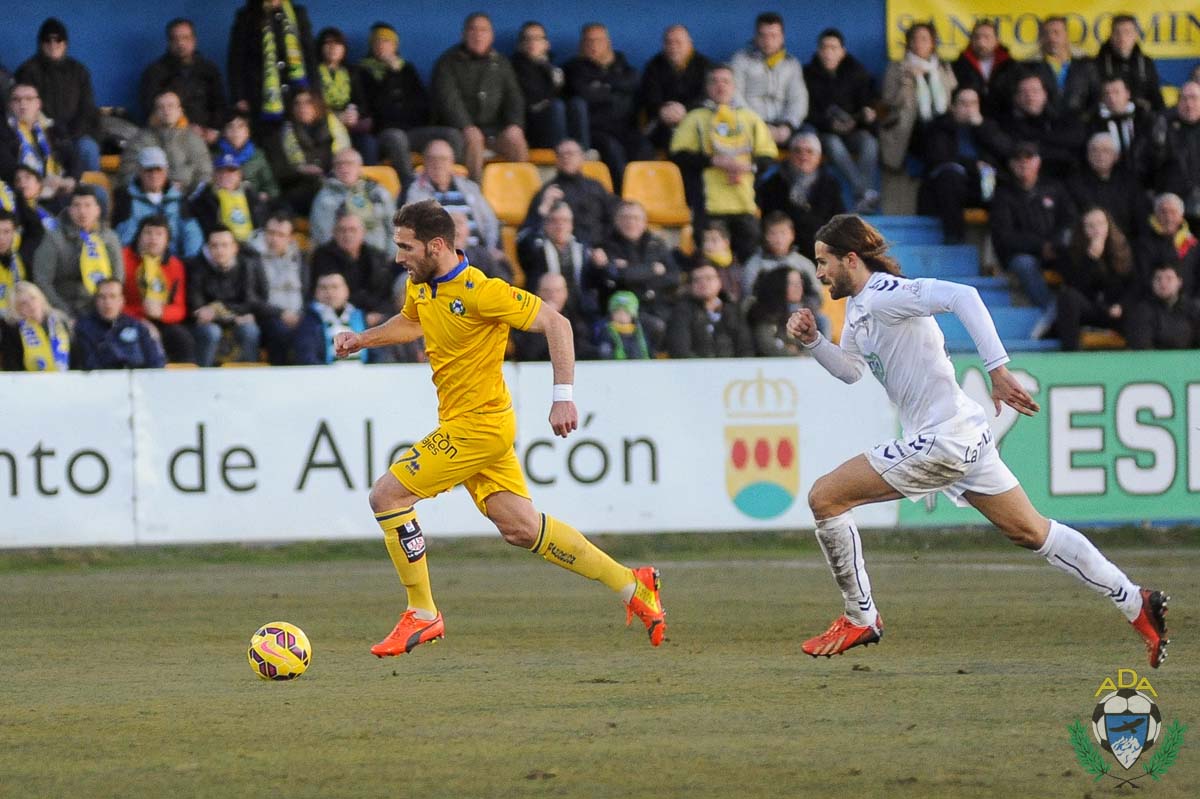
723;373;799;520
420;432;459;460
961;429;993;464
546;542;576;565
449;298;466;316
865;352;885;384
395;448;421;475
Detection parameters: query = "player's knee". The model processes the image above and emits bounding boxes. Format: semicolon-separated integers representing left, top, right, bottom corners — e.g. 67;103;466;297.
368;475;413;514
807;476;843;520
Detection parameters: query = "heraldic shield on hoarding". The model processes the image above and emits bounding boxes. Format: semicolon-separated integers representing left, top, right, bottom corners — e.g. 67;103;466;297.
724;372;799;520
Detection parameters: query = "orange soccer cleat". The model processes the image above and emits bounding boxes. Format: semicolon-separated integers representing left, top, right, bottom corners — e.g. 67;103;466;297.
802;614;884;658
370;610;445;657
1130;589;1169;668
625;566;666;647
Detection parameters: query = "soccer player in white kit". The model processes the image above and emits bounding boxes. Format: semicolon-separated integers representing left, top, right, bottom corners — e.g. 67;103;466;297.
786;215;1169;667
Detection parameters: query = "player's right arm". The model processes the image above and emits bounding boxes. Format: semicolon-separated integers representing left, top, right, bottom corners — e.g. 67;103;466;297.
786;308;865;383
334;313;423;357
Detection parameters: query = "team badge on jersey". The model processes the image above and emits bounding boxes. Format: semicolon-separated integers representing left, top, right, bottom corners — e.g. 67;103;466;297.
722;372;799;519
450;298;466;316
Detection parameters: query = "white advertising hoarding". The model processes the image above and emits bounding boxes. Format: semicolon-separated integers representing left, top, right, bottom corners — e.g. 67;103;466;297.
3;360;898;547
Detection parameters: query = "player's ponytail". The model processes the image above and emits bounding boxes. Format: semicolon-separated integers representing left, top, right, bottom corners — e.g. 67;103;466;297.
814;214;903;276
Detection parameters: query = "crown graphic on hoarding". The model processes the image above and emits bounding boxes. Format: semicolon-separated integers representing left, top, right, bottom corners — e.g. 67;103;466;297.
723;371;799;419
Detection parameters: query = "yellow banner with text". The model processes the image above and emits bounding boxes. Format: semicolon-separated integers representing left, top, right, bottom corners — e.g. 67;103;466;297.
885;2;1200;61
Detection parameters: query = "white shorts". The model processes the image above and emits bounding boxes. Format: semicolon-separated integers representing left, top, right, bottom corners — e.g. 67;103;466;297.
865;423;1018;508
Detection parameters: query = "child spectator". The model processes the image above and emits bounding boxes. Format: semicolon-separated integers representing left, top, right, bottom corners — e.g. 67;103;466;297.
599;290;651;360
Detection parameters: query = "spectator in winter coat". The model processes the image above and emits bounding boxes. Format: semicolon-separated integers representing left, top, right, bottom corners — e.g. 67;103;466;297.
564;24;652;194
308;210;394;323
593;200;679;326
112;147;204;258
951;20;1019;119
295;270;368;365
227;0;319;124
1066;132;1148;243
741;211;825;325
521;138;618;247
309;148;397;257
359;22;463;182
15;18;102;172
878;22;956;172
1025;16;1100;121
1;280;71;371
268;89;351;215
71;278;165;370
803;29;880;213
432;13;528;179
139;18;227;145
1152;81;1200;230
746;264;813;357
512;22;586;149
31;186;123;317
509;271;599;362
2;82;78;195
665;262;754;358
247;212;308;364
214;112;279;203
189;154;267;243
1124;263;1200;349
1136;193;1199;293
1088;76;1156;183
756;132;846;259
121;215;195;363
730;13;808;146
120;91;213;194
1055;208;1137;350
185;226;266;365
1096;15;1163;112
1005;73;1087;180
638;25;715;152
403;138;498;249
516;200;604;323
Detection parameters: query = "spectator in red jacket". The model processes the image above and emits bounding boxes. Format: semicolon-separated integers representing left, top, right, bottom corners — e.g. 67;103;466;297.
122;215;194;363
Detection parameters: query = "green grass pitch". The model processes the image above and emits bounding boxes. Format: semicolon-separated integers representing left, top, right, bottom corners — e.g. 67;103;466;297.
2;532;1196;798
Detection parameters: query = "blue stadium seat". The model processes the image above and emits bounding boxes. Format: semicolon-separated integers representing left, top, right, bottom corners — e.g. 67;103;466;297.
890;244;980;278
863;215;943;245
936;306;1059;352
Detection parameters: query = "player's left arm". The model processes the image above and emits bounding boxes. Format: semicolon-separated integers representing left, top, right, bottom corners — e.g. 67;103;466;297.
527;303;579;438
888;278;1040;417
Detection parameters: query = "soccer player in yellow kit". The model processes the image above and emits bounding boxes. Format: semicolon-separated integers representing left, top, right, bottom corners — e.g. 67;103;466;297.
334;199;665;656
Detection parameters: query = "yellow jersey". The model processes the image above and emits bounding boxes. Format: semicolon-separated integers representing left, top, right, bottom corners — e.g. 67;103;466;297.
402;256;542;421
669;104;777;215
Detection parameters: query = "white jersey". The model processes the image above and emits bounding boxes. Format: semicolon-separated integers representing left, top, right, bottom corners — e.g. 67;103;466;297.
809;273;1010;435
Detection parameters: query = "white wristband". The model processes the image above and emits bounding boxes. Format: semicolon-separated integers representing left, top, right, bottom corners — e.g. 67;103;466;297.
552;384;574;402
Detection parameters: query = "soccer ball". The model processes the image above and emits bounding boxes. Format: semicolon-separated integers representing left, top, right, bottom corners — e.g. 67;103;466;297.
247;621;312;681
1092;688;1161;753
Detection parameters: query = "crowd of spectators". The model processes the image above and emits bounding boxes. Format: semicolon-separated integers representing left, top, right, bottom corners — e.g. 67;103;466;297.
1;5;1198;372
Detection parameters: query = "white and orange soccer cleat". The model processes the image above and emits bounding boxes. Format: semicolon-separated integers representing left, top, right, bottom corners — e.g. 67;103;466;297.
802;614;883;658
370;610;445;657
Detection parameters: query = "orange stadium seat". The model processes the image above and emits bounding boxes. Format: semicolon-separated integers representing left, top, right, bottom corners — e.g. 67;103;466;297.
529;148;557;166
481;162;542;226
621;161;690;226
581;160;613;192
361;164;402;199
822;294;846;344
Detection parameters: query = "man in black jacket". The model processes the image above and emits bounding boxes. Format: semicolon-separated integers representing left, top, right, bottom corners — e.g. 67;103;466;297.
14;18;101;172
593;200;679;327
1125;263;1200;349
638;25;714;151
989;142;1078;324
139;18;226;146
1152;81;1200;231
71;279;166;370
1066;132;1149;240
1096;15;1163;112
756;132;845;259
521;139;618;247
564;24;652;194
1088;76;1156;183
186;226;266;365
665;262;753;358
1006;72;1087;180
918;87;1013;242
227;0;319;126
308;210;394;324
802;28;879;213
1025;16;1100;122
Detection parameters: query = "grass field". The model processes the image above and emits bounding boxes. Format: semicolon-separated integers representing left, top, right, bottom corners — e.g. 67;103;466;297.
2;531;1196;798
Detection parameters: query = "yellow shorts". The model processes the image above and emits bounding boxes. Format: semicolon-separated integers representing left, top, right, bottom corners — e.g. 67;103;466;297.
389;408;530;514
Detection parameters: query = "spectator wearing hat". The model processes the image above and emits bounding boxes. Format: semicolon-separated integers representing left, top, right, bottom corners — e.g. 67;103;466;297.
32;185;123;317
2;81;78;195
121;90;213;195
598;290;652;360
112;146;203;258
121;214;195;363
309;147;396;258
11;164;61;232
433;12;528;179
189;152;267;243
15;18;102;172
228;0;319;125
71;278;166;370
358;22;463;183
315;27;376;164
990;141;1078;329
139;18;227;146
214;112;279;203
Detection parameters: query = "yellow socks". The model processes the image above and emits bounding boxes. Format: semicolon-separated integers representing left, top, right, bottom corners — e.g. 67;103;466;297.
376;507;437;619
531;514;635;595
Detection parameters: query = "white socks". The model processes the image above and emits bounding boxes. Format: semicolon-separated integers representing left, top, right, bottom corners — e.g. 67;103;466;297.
815;512;877;625
1038;520;1141;621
